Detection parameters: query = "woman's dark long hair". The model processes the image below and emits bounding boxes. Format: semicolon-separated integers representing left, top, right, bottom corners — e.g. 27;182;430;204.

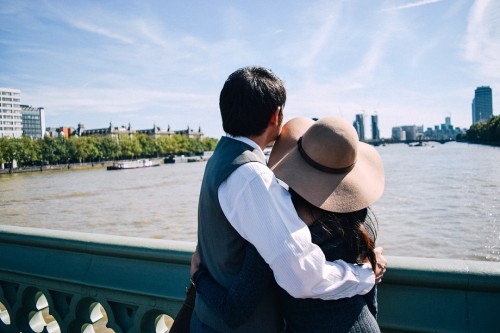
290;189;378;272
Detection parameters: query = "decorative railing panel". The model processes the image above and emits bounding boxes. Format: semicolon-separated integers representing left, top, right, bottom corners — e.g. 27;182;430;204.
0;226;194;333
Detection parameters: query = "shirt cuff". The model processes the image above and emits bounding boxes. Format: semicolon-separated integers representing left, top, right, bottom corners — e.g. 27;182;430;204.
357;263;376;295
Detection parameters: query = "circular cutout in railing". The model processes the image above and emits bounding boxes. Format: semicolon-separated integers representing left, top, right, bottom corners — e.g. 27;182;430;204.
155;314;174;333
0;301;11;325
83;302;115;333
28;291;61;333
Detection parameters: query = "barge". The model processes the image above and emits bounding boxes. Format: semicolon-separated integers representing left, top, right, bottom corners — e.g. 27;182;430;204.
107;159;160;170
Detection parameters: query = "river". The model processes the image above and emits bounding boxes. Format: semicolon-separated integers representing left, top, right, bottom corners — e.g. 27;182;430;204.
1;142;499;261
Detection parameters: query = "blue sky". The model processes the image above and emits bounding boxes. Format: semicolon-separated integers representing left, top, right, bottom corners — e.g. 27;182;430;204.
1;0;499;139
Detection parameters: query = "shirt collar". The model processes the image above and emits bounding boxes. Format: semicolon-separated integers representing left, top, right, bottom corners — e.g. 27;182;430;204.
227;135;266;162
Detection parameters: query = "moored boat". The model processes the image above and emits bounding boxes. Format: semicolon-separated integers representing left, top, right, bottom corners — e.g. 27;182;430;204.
107;159;160;170
164;155;188;164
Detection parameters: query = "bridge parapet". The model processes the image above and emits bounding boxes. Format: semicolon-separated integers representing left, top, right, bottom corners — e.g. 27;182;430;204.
1;225;500;332
0;225;194;333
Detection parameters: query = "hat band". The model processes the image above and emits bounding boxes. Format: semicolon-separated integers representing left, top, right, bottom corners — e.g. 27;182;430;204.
297;136;356;174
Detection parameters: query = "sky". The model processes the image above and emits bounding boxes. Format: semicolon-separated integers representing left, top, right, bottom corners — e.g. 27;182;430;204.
1;0;499;139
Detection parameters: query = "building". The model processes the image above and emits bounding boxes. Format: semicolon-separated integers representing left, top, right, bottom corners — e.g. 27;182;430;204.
472;86;493;123
353;114;365;140
77;123;204;140
401;125;419;141
77;122;134;138
392;125;419;141
392;117;465;142
45;127;74;138
371;115;380;141
136;124;175;138
391;127;406;141
21;105;46;139
445;116;452;130
0;88;23;138
173;126;204;140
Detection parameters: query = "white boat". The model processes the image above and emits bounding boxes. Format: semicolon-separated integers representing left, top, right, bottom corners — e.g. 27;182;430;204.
107;159;160;170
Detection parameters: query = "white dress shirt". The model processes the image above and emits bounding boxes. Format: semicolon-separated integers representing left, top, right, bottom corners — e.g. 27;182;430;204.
218;136;375;300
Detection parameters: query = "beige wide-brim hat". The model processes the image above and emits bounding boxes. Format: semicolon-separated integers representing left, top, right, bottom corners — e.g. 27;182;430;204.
269;116;384;213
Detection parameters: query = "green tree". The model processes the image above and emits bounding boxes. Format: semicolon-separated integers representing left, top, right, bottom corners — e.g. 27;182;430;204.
464;115;500;145
0;137;11;167
1;137;22;171
69;136;94;163
53;137;71;164
86;136;103;163
17;136;39;167
157;136;176;156
488;116;500;143
119;136;142;159
40;136;57;165
189;139;205;155
136;134;157;158
98;137;120;161
172;135;191;155
1;133;219;168
201;137;218;151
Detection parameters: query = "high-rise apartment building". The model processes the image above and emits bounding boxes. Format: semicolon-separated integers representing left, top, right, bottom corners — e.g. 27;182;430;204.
21;105;46;139
353;114;365;140
472;86;493;123
445;116;451;130
392;127;406;141
0;88;23;138
371;115;380;140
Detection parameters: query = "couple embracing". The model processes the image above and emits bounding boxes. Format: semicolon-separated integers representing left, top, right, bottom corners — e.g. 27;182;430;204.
176;66;387;333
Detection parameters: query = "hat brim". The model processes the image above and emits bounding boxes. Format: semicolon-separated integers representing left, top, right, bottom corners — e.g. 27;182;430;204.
271;141;384;213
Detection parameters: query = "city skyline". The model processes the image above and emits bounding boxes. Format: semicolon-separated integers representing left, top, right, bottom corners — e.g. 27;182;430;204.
1;1;500;138
0;86;475;140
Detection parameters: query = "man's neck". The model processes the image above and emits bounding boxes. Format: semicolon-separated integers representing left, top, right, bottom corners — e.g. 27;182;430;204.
247;123;279;150
246;134;270;150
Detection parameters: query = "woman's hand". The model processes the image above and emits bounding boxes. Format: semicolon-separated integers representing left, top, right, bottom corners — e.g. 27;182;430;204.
191;245;201;277
374;247;387;284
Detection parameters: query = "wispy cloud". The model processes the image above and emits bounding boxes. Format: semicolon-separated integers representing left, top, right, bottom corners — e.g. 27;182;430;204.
70;20;134;44
42;0;135;44
409;36;442;68
464;0;500;78
382;0;444;12
295;4;342;69
25;85;218;129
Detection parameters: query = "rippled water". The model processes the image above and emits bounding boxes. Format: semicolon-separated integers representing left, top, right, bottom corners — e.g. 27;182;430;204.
373;142;499;261
0;162;202;241
1;142;499;261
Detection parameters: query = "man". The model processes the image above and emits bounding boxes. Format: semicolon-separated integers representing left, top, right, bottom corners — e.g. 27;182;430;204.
192;66;386;332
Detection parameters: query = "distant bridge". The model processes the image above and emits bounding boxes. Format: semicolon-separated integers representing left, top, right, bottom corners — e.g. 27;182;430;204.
365;138;455;146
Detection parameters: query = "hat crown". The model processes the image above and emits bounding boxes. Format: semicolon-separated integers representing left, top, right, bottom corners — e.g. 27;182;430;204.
301;116;358;170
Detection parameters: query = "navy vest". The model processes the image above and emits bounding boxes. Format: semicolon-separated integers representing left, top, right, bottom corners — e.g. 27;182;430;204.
195;136;282;332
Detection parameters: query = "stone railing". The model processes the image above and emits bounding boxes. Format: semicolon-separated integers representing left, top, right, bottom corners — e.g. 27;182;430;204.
1;225;500;333
377;256;500;332
0;226;194;333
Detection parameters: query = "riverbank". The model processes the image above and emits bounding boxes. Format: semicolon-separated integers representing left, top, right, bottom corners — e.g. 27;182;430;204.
0;162;108;175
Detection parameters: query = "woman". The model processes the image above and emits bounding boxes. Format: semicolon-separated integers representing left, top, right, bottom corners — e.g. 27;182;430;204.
191;116;385;332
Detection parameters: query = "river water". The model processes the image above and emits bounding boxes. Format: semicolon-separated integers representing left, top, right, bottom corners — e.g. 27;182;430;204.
1;142;499;261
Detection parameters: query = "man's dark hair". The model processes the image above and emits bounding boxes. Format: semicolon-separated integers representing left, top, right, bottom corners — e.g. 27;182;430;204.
220;66;286;137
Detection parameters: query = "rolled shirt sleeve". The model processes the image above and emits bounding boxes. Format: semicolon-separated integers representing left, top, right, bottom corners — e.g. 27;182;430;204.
218;161;375;300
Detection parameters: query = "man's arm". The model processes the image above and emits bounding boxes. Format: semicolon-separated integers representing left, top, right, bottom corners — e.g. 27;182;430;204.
192;244;273;328
219;162;375;300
